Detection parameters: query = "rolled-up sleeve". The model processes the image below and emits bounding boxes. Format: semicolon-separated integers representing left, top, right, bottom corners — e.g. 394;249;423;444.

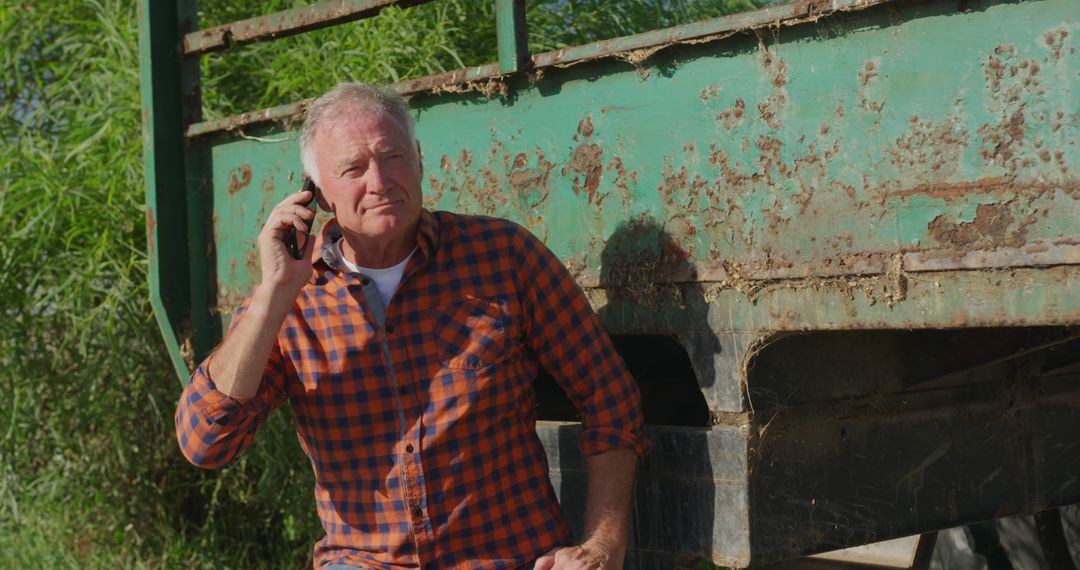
513;225;651;458
175;298;289;469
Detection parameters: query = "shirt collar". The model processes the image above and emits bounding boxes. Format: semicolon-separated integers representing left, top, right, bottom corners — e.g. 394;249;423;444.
311;209;439;276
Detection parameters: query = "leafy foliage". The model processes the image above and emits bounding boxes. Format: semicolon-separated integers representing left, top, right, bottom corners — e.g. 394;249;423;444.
196;0;766;119
0;0;763;566
0;0;185;564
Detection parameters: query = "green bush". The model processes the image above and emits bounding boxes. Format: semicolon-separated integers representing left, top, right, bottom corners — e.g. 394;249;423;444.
0;0;762;566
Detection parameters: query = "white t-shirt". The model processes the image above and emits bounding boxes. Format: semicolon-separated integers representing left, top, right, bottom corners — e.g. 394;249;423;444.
335;240;417;306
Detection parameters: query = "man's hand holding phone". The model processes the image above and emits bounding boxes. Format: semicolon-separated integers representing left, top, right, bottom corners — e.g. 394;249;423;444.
207;178;320;400
256;177;319;298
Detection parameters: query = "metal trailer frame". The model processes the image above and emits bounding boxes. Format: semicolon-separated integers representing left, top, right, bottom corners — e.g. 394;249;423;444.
140;0;1080;566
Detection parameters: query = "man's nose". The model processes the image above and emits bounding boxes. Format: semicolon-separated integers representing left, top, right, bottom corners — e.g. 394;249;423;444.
366;159;390;193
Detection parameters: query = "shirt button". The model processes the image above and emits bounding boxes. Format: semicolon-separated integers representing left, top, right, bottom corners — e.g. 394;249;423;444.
361;277;371;286
385;324;395;333
413;507;422;517
406;444;414;453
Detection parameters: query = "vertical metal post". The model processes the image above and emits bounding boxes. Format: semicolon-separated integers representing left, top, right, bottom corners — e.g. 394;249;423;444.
138;0;195;384
495;0;528;74
178;0;216;367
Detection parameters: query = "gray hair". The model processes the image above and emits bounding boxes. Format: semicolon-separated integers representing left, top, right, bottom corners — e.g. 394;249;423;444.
299;82;416;187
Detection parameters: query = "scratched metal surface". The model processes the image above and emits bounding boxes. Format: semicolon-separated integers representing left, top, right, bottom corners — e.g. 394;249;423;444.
207;0;1080;332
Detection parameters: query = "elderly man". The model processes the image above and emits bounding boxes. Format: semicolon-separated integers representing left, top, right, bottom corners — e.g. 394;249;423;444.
176;83;649;569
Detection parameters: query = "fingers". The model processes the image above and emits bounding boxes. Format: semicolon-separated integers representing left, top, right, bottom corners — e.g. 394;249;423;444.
534;545;613;570
533;547;560;570
278;203;316;222
270;190;316;223
286;188;314;205
263;203;315;238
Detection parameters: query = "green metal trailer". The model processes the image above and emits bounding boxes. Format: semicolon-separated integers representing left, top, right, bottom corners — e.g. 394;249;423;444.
140;0;1080;566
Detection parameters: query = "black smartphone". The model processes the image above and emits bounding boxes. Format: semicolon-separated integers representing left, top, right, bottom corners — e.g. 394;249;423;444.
284;176;319;260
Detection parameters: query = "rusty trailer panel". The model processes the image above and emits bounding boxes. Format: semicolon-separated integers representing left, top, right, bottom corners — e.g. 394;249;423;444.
208;0;1080;334
141;0;1080;566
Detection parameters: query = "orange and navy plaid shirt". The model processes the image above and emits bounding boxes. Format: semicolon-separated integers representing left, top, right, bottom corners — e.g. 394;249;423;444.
176;210;650;569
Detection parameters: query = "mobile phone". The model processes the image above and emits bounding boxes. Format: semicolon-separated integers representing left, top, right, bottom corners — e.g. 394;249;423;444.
284;176;319;260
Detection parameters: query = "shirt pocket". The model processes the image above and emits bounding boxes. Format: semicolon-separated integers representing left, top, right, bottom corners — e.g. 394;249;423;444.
434;296;512;369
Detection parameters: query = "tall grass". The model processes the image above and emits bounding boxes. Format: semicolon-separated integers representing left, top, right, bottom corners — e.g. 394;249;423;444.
0;0;184;565
196;0;768;119
0;0;763;566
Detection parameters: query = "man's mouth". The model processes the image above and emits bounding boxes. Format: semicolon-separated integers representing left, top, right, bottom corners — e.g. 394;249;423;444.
363;201;399;212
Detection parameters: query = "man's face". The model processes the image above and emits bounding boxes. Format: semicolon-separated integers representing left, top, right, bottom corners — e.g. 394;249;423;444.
313;110;423;244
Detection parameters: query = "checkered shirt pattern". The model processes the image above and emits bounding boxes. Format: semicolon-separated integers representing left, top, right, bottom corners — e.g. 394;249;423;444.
176;210;650;569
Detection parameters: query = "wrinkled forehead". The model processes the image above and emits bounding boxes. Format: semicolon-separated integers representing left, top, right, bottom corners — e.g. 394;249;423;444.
315;105;415;146
313;111;418;170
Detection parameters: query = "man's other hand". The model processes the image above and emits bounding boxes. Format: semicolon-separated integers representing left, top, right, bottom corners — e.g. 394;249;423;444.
533;542;620;570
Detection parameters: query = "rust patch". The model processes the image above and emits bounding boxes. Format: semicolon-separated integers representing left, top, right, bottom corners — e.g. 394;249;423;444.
606;156;638;209
228;164;252;194
512;153;528;169
562;143;605;204
885;176;1060;201
886;116;968;187
754;38;789;130
245;247;260;285
145;208;157;256
659;163;689;200
561;116;605;204
717;98;746;130
985;56;1006;92
578;116;595;139
694;254;909;308
971;204;1014;239
857;59;879;87
431;76;508;99
978;108;1026;164
757;99;782;130
928;202;1031;250
1004;108;1026;140
755;136;791;181
427;148;488;211
508;151;556;208
1044;27;1069;60
857;57;885;114
699;84;720;103
475;166;503;214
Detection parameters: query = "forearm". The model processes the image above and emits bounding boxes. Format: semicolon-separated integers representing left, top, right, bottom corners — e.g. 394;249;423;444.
581;448;638;565
208;282;295;399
